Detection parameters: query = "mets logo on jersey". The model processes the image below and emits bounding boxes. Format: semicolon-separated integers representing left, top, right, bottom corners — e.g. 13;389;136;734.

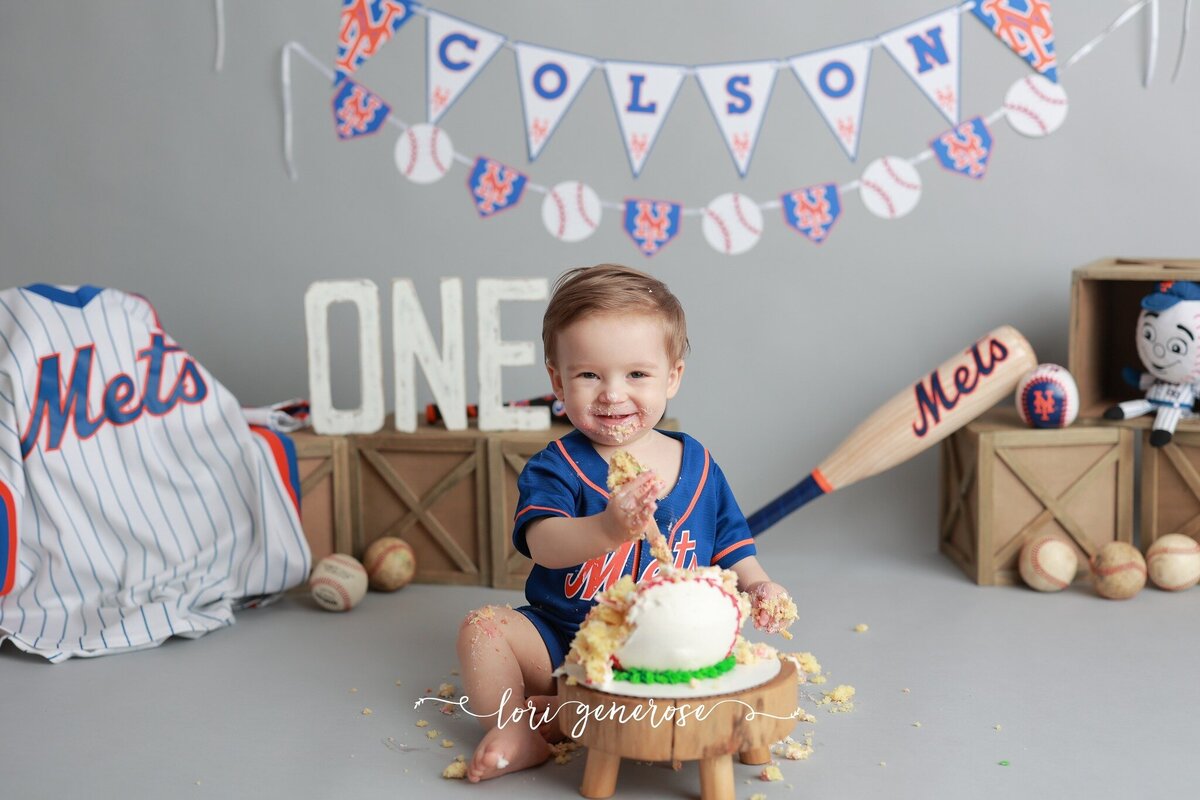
781;183;841;244
971;0;1058;82
931;117;993;179
623;199;682;257
332;79;391;139
468;157;528;217
563;530;699;601
19;333;208;459
335;0;414;85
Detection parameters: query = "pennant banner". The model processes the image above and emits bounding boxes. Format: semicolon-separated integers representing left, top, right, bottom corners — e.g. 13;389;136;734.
468;157;527;217
781;183;842;244
624;199;682;256
880;8;962;124
695;61;779;177
335;0;414;86
931;116;993;178
790;42;873;161
971;0;1058;82
426;11;506;123
332;79;391;139
514;43;596;161
605;62;687;177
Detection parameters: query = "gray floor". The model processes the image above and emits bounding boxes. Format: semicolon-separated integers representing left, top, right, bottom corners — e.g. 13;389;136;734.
5;469;1195;800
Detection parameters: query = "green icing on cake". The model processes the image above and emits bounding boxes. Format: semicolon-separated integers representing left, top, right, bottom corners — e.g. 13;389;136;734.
612;654;737;685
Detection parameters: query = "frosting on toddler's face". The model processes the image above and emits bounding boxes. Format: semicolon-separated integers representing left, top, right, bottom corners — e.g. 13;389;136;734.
547;312;684;448
1137;302;1200;384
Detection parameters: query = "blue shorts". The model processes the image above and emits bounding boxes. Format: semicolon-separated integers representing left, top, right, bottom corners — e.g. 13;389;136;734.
515;605;574;670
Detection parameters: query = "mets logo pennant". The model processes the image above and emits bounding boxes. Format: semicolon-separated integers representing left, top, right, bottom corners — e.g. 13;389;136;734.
781;183;841;244
931;117;993;179
623;198;682;257
970;0;1058;82
332;79;391;139
468;157;527;217
335;0;414;85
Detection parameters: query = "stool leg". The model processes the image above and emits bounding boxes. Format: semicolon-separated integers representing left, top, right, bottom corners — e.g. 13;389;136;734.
579;748;621;799
698;753;734;800
739;746;772;765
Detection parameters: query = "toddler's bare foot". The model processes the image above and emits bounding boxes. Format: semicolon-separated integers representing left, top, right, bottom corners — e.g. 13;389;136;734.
466;724;551;782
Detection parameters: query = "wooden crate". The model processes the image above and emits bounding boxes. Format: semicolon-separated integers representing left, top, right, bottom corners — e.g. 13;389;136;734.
291;430;353;563
1069;257;1200;422
1140;429;1200;549
939;408;1134;585
354;425;490;586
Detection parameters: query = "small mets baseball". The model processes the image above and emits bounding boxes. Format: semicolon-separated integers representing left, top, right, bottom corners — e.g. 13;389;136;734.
1090;542;1146;600
541;181;602;243
701;192;763;255
1015;364;1079;428
1018;535;1077;592
1145;533;1200;591
858;157;922;220
310;554;368;611
1003;75;1069;138
394;123;454;185
363;536;416;592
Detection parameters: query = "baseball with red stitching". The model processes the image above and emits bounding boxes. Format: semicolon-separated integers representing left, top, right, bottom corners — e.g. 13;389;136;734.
1015;364;1079;428
310;554;369;611
541;180;602;243
701;192;763;255
394;123;454;185
858;156;922;220
1018;535;1077;592
1003;75;1069;138
1145;533;1200;591
1090;542;1146;600
363;536;416;592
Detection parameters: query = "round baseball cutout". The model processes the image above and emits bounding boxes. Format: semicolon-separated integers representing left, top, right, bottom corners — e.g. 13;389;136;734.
1018;535;1077;592
310;554;368;612
541;181;602;243
1090;542;1147;600
858;157;922;219
363;536;416;591
1146;533;1200;591
701;193;763;255
1003;75;1069;138
394;123;454;185
1015;364;1080;428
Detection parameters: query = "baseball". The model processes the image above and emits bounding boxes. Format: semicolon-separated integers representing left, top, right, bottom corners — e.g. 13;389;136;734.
1018;535;1077;592
1015;364;1079;428
1145;533;1200;591
701;193;763;255
541;181;602;243
363;536;416;591
309;554;368;612
1090;542;1147;600
1003;75;1069;138
394;123;454;185
858;157;922;219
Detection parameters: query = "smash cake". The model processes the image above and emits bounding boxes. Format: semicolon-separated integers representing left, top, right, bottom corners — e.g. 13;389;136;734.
563;450;798;690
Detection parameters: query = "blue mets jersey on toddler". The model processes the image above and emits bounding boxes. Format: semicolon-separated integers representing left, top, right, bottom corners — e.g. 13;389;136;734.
511;428;755;667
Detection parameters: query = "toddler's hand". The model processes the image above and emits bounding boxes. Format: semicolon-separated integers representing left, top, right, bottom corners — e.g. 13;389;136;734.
746;581;797;636
603;470;664;545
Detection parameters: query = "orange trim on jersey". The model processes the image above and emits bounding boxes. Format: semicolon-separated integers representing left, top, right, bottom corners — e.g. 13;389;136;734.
712;538;754;564
251;427;300;515
554;439;610;498
812;468;833;494
668;447;710;549
0;481;16;596
515;504;571;522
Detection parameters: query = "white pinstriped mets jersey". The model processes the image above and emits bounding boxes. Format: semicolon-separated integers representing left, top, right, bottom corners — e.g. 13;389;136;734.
0;284;311;662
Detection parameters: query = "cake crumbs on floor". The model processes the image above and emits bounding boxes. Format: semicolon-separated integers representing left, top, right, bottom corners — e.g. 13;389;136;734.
415;720;429;727
759;764;784;782
442;755;467;779
361;708;372;715
853;623;869;633
437;682;457;698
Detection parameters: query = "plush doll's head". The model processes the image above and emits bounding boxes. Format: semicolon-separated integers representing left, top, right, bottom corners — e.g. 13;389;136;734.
1138;281;1200;385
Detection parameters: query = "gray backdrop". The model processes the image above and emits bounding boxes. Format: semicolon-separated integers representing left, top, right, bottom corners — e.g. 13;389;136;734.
1;0;1194;543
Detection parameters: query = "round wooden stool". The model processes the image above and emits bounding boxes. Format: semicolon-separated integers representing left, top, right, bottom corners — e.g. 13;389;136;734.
557;659;798;800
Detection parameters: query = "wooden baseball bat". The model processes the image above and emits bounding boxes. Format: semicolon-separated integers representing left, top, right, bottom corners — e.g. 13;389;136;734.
747;325;1036;536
